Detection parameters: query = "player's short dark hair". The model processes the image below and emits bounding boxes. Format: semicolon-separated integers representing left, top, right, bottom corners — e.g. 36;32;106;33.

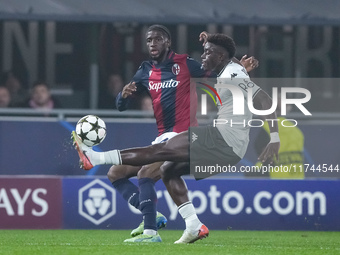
147;24;171;41
207;34;236;59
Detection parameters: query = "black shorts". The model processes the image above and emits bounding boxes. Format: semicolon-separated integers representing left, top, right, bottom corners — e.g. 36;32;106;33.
189;126;241;179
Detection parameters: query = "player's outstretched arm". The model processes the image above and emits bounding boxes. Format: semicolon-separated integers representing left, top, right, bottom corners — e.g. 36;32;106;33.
253;90;280;163
239;55;259;73
199;31;209;46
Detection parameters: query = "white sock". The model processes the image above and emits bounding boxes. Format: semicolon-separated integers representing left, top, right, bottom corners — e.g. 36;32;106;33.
143;229;157;235
104;150;122;165
178;202;202;234
85;149;122;166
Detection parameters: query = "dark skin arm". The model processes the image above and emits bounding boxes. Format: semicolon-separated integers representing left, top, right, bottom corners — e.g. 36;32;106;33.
253;90;280;163
233;55;259;73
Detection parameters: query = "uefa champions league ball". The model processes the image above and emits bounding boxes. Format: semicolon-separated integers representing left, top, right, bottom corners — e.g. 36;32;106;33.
76;115;106;147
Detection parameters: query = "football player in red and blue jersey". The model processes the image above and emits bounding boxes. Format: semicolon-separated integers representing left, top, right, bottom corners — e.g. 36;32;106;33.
109;25;215;243
117;28;213;135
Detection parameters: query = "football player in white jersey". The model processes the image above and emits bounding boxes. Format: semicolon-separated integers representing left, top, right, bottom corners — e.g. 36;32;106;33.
72;32;280;243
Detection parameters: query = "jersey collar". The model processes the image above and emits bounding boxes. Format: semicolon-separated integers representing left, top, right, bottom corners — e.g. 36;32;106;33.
217;60;232;77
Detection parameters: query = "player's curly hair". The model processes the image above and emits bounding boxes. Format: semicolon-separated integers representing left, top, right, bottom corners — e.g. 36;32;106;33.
207;34;236;59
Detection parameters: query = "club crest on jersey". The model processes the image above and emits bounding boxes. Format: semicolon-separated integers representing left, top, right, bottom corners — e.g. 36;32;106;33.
172;64;180;75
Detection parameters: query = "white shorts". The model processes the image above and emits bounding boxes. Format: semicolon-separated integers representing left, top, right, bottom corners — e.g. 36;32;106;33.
152;132;179;145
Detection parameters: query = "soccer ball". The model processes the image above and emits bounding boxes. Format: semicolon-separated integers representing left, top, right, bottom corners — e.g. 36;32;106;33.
75;115;106;147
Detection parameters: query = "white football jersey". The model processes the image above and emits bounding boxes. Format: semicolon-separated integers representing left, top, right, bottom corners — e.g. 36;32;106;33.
215;61;261;158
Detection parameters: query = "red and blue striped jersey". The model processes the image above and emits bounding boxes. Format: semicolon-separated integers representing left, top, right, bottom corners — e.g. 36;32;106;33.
117;50;214;136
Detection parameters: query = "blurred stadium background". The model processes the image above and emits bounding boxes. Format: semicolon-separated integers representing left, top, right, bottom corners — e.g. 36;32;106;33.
0;0;339;233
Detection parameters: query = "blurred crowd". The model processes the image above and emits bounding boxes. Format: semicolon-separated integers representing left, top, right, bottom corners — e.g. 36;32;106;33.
0;71;152;111
0;71;59;110
98;73;152;111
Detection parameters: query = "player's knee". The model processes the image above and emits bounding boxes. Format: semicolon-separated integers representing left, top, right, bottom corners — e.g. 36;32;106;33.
137;165;161;182
137;166;151;179
107;165;126;182
160;163;172;181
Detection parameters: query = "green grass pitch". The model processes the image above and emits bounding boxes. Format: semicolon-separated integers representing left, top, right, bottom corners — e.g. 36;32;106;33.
0;230;339;255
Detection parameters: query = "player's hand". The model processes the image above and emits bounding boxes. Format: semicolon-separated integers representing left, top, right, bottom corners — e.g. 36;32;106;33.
258;142;280;164
199;31;210;46
240;55;259;73
122;82;137;98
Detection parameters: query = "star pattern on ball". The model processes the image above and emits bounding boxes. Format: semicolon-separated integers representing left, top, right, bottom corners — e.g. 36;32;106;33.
75;115;106;147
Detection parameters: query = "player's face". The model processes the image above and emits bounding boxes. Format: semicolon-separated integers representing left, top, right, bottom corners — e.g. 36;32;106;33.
146;30;170;63
201;42;225;73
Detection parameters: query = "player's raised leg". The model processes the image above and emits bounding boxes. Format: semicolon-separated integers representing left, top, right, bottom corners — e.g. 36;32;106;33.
71;130;189;169
72;131;122;170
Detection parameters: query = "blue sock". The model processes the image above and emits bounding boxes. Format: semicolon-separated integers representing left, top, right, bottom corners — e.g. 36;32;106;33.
112;178;140;209
138;178;157;231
